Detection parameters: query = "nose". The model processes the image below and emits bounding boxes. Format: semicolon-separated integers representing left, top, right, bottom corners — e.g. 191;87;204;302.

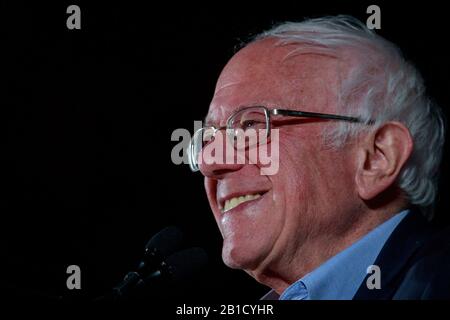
198;131;245;178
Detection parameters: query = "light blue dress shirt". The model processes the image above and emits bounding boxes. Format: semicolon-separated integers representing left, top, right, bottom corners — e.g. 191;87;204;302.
278;210;409;300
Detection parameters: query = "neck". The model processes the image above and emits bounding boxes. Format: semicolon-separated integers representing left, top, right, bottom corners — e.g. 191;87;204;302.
249;204;406;295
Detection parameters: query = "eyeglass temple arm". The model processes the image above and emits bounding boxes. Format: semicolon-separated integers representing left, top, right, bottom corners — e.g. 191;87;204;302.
272;109;371;124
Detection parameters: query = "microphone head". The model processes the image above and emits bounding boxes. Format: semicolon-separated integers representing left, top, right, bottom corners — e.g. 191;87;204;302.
145;226;183;257
165;247;208;283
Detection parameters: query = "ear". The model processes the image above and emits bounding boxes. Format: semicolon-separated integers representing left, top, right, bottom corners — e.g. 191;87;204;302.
355;122;413;201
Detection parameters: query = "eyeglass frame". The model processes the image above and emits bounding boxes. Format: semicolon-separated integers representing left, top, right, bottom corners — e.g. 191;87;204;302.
188;106;374;172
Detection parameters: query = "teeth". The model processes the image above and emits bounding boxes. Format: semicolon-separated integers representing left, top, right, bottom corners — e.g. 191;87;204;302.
222;194;261;213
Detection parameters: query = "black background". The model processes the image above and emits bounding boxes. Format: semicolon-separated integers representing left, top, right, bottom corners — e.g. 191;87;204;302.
3;1;449;302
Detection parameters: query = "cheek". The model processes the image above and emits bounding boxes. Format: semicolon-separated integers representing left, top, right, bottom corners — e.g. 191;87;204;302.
274;138;313;198
274;135;341;216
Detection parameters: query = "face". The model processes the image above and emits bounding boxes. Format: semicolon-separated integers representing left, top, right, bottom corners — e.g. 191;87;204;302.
199;39;359;279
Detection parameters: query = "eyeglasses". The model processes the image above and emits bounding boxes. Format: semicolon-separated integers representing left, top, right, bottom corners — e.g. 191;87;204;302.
188;106;372;172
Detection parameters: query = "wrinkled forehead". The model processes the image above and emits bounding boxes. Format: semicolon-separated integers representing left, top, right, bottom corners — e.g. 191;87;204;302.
205;38;343;126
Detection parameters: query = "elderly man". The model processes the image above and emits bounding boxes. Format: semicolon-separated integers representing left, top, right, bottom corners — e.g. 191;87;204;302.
188;16;449;299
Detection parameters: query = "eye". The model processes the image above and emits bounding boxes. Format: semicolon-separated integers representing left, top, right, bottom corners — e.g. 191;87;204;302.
241;119;266;129
242;120;256;128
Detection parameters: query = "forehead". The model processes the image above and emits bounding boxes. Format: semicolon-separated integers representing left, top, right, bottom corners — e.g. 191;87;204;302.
206;38;342;125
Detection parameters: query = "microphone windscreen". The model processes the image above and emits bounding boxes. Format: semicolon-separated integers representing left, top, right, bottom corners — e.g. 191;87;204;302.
145;226;183;257
166;247;208;283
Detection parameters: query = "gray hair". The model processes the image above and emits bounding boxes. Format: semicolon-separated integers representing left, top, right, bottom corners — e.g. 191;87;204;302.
252;15;445;219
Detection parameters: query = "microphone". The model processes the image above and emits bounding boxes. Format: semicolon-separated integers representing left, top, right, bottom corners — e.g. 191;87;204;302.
138;226;184;274
110;248;208;300
139;247;208;287
97;227;208;300
98;226;183;300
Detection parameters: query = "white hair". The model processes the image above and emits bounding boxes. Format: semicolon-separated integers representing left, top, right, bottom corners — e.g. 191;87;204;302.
252;15;445;219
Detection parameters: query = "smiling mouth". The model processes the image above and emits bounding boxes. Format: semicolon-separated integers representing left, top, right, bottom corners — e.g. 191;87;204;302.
221;193;263;213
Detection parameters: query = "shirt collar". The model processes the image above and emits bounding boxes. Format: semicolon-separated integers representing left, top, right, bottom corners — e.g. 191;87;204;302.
262;210;409;300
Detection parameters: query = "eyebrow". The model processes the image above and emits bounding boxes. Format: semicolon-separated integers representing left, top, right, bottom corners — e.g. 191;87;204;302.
203;105;262;127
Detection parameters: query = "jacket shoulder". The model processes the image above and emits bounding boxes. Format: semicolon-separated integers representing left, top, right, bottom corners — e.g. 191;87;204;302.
393;227;450;299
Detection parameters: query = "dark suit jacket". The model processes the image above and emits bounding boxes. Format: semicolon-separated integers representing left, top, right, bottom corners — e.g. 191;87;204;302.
354;209;450;299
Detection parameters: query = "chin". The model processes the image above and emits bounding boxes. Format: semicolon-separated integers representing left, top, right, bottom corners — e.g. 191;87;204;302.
221;240;260;270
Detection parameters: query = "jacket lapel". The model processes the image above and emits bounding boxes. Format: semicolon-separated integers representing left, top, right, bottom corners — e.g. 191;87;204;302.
353;209;433;299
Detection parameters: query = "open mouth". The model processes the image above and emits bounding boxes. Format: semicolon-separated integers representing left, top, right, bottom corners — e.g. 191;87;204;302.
220;191;267;213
